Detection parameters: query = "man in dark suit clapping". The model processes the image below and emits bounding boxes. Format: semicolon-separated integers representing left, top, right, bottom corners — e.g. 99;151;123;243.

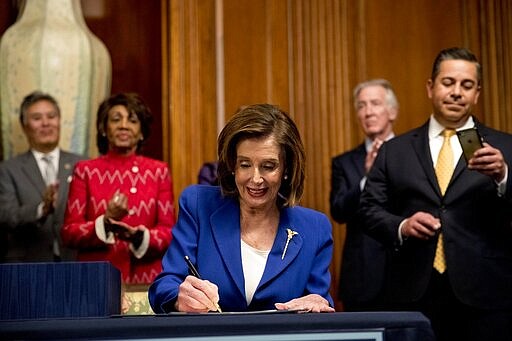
0;91;85;262
330;78;398;311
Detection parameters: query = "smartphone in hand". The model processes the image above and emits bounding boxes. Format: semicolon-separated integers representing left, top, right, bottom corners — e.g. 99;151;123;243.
456;127;484;162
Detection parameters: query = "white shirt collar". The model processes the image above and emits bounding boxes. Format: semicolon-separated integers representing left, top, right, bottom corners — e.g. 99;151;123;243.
31;147;60;162
428;115;475;139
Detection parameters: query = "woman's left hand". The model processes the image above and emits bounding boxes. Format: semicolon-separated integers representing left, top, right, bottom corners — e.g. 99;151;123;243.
107;219;144;243
274;294;335;313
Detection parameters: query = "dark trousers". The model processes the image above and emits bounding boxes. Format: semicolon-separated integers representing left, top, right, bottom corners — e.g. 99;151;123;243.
391;272;512;341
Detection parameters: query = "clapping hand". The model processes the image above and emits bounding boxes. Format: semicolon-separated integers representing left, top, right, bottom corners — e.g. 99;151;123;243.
42;183;59;216
106;218;144;243
104;190;143;245
105;190;129;221
365;138;384;174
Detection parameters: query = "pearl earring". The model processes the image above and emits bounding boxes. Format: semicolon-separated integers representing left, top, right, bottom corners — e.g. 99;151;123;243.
284;175;288;180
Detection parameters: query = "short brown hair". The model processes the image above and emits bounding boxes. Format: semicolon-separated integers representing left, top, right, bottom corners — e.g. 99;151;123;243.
217;104;305;208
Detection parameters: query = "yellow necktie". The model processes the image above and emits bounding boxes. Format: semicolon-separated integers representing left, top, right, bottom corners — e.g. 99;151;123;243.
433;129;456;273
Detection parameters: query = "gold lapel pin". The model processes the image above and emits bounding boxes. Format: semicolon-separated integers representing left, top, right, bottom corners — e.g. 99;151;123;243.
282;228;299;260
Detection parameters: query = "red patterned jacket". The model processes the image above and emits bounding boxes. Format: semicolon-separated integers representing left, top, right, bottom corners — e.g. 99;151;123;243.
62;152;175;284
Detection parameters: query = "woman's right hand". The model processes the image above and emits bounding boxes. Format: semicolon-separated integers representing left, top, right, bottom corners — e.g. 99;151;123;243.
175;276;221;313
105;190;129;221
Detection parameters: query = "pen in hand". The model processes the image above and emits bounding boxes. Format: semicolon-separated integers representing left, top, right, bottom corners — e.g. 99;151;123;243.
184;255;223;313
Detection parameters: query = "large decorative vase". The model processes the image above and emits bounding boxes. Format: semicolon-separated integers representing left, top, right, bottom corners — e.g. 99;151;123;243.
0;0;111;159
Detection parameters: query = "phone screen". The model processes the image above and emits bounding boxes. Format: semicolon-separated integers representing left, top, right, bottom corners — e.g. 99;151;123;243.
456;127;483;162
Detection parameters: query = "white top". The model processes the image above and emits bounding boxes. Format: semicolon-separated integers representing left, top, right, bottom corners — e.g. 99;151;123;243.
241;239;270;306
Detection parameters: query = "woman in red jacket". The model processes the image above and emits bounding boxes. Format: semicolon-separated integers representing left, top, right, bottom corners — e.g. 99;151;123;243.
62;93;175;285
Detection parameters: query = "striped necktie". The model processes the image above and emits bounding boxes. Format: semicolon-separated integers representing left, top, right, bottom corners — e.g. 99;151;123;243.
42;154;57;185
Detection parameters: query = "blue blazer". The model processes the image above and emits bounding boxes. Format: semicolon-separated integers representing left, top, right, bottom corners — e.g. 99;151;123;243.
149;185;334;313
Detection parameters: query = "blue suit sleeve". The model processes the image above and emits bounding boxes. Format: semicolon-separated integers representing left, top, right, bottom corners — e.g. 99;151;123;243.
148;186;200;313
309;213;334;306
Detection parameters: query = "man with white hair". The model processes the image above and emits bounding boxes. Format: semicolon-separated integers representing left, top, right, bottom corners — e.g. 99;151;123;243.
330;78;398;311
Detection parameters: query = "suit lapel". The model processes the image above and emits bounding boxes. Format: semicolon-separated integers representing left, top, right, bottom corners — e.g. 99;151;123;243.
449;156;466;187
58;152;75;183
352;144;366;179
56;151;74;214
258;209;303;288
210;204;305;298
448;120;486;194
411;123;442;196
210;199;246;298
413;121;476;197
20;152;46;195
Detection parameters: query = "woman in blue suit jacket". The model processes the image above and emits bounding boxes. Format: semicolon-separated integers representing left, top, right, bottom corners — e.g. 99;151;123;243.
149;104;334;313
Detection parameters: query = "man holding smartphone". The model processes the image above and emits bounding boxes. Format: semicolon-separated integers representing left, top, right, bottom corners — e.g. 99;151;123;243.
359;47;512;341
456;127;484;162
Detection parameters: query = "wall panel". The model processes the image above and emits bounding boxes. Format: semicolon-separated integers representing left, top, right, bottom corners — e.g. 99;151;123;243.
287;0;358;306
82;0;163;160
164;0;218;198
477;0;512;133
363;0;479;134
222;0;290;118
